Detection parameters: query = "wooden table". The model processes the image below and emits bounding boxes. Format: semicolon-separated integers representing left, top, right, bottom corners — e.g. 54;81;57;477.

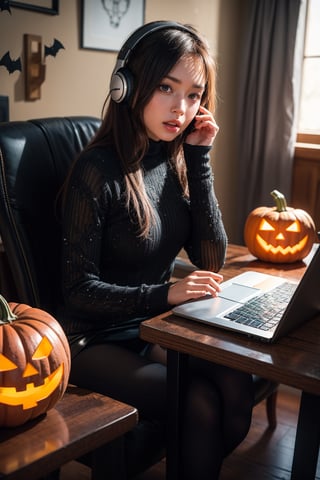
140;244;320;480
0;385;138;480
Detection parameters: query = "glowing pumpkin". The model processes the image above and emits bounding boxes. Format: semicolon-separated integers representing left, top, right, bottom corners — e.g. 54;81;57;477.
0;295;71;427
244;190;316;263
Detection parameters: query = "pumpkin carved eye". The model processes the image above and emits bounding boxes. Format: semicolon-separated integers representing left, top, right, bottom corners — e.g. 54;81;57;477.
259;220;300;233
23;337;53;377
260;219;275;231
0;353;17;372
32;336;53;360
0;337;53;373
286;221;300;232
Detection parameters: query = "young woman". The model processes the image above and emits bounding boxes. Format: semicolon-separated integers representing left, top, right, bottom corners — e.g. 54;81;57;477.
59;21;253;479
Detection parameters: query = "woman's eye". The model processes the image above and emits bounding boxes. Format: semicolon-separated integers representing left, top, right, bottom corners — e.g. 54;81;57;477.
189;92;202;101
159;84;172;93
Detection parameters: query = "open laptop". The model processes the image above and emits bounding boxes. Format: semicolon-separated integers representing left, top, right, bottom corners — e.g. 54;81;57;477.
172;245;320;343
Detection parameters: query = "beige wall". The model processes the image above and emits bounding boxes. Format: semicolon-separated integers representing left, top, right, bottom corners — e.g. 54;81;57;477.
0;0;220;120
0;0;241;242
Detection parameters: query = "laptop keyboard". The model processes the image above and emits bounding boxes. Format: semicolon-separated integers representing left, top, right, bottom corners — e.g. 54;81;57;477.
225;282;297;331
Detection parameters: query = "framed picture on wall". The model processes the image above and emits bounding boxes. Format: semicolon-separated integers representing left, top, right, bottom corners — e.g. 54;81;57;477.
10;0;59;15
81;0;145;52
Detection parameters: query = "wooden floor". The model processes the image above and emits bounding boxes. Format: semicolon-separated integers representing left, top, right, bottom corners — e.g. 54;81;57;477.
61;386;320;479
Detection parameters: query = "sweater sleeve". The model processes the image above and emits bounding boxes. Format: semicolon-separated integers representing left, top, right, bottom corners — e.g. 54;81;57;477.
183;143;228;272
61;151;172;327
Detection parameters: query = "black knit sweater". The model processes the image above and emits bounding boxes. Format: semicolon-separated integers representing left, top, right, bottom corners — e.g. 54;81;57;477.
60;140;227;338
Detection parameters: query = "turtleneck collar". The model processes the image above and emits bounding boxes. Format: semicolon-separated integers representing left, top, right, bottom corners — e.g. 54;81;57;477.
142;139;167;171
147;139;165;157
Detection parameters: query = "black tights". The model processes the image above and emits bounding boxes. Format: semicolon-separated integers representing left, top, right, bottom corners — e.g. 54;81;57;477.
70;340;254;480
181;356;254;479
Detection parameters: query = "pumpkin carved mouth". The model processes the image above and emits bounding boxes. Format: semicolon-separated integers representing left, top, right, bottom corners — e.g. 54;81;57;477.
0;364;64;409
256;234;308;255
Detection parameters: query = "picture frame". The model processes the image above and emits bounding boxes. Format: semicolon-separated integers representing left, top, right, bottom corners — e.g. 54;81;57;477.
81;0;145;52
10;0;59;15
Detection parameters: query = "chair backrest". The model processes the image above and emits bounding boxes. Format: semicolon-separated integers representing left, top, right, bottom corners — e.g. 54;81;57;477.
0;116;101;314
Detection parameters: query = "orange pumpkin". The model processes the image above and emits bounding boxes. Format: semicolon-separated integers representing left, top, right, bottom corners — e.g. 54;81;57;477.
0;295;71;427
244;190;316;263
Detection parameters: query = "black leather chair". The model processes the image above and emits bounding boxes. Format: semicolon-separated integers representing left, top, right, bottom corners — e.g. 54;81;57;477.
0;117;277;476
0;116;165;478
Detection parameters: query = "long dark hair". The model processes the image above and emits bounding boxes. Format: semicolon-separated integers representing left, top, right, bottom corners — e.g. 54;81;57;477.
70;23;216;237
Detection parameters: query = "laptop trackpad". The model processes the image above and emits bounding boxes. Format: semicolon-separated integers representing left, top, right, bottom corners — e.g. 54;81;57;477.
174;296;239;318
220;284;260;302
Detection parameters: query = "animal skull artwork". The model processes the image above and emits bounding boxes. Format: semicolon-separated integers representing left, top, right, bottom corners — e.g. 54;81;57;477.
101;0;130;27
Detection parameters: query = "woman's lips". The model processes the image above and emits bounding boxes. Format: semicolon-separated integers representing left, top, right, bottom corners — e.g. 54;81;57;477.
163;119;182;132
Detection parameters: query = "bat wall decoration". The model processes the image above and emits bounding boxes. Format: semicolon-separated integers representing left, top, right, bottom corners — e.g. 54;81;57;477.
0;51;21;74
1;33;65;101
44;39;65;58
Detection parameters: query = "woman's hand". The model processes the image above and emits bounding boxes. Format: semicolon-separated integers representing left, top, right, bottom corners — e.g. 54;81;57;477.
168;270;223;306
185;106;219;146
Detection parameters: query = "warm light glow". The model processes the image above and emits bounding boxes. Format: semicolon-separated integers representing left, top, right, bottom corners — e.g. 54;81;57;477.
260;219;275;231
0;336;63;409
286;222;300;232
256;218;308;256
32;336;53;359
259;219;300;233
23;363;39;377
0;354;17;372
0;364;64;409
256;234;308;255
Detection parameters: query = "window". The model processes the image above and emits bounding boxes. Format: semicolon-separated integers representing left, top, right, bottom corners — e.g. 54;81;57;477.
298;0;320;134
293;0;320;231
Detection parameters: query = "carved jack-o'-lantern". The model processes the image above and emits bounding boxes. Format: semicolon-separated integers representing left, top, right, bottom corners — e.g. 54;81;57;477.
0;295;71;427
244;190;316;263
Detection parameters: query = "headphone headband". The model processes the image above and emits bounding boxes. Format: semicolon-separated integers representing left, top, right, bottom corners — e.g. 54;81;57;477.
110;21;195;103
117;20;193;62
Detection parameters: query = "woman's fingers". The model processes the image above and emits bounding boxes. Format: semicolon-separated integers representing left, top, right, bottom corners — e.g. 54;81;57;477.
168;270;223;305
185;106;219;146
186;270;223;295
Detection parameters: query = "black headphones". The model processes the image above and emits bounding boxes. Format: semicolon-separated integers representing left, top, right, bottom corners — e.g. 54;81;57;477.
109;20;195;103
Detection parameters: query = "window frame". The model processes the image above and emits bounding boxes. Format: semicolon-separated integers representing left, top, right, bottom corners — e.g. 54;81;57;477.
296;133;320;162
297;0;320;140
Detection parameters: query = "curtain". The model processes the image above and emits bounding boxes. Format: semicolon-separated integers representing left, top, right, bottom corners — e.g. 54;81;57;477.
235;0;303;244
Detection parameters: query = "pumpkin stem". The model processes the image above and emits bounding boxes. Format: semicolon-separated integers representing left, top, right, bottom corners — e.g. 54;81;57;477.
0;294;17;324
270;189;287;212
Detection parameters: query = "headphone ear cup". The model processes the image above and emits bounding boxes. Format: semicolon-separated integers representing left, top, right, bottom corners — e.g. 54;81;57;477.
110;68;133;103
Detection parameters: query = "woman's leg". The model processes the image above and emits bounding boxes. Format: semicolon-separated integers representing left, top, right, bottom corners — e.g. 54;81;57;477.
189;357;254;455
180;375;224;479
147;345;254;479
180;357;254;480
71;343;252;479
70;342;167;476
70;342;167;421
147;345;254;478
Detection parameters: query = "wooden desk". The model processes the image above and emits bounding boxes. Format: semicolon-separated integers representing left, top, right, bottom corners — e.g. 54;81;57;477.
140;244;320;480
0;385;138;480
